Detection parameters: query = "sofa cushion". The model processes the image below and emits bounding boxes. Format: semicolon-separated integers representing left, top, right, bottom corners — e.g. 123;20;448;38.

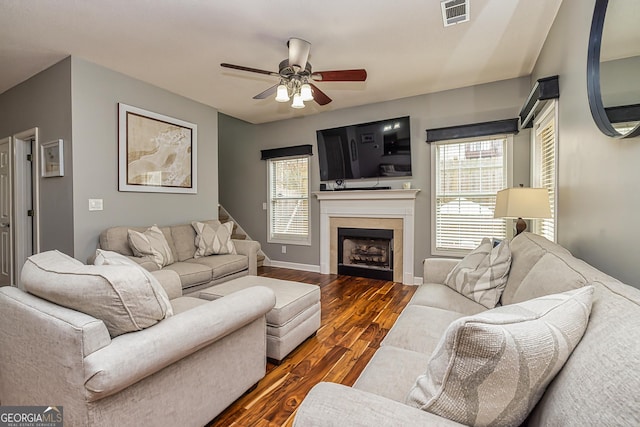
93;249;173;317
445;238;512;309
354;346;431;403
21;250;172;337
192;221;237;257
406;286;594;427
186;254;247;280
128;225;175;268
381;305;466;354
163;261;213;288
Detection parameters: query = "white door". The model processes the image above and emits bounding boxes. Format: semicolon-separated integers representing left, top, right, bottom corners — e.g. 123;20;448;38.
0;137;13;286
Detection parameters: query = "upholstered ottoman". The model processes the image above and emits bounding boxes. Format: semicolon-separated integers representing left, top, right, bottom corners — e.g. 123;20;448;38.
200;275;321;362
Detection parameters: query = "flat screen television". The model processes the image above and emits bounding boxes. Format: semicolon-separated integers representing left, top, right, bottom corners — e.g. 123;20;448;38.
316;116;412;181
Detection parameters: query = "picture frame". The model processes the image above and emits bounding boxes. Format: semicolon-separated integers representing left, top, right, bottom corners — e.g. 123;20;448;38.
118;103;197;194
41;139;64;177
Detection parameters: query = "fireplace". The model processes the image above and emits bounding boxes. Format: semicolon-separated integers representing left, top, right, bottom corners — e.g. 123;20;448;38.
337;227;394;280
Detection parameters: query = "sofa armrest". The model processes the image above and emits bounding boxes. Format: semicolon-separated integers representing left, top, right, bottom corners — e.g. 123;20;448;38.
83;285;276;401
423;258;460;284
294;383;466;427
151;269;182;299
233;239;261;275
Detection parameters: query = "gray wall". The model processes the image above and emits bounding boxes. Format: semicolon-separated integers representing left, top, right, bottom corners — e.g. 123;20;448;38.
219;77;531;277
0;57;74;255
532;0;640;288
71;57;220;263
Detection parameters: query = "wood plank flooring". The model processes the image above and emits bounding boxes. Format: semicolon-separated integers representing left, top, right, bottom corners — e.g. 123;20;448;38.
207;267;417;427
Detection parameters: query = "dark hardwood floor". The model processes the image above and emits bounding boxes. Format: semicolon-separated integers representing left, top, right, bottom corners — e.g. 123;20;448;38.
207;267;417;427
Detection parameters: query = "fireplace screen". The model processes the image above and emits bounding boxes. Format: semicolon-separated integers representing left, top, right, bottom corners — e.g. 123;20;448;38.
337;227;393;280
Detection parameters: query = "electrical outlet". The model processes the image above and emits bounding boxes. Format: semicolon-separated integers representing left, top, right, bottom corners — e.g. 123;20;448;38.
89;199;103;211
281;245;287;254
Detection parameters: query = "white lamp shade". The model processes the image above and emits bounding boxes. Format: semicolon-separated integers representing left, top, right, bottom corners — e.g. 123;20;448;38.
275;84;290;102
494;187;551;219
291;93;305;109
300;83;313;101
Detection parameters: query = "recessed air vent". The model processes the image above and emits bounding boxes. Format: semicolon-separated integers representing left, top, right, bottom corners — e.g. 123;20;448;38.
441;0;470;27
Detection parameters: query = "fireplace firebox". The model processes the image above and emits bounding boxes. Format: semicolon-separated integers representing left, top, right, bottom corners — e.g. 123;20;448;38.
337;227;393;281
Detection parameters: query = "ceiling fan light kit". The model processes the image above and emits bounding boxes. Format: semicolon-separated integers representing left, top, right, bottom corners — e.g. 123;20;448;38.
221;37;367;110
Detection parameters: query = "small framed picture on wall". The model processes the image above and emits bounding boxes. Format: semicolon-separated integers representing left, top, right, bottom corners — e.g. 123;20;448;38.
41;139;64;178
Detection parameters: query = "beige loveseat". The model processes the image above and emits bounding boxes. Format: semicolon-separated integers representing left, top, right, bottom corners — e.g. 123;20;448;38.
98;220;260;295
295;233;640;426
0;251;276;427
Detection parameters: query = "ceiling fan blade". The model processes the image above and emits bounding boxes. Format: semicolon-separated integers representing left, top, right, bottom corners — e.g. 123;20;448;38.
287;38;311;71
310;83;332;106
221;63;279;77
312;69;368;82
253;84;278;100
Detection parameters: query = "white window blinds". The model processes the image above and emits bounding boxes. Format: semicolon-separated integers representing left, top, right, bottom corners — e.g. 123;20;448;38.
433;137;508;254
533;104;557;241
268;156;310;244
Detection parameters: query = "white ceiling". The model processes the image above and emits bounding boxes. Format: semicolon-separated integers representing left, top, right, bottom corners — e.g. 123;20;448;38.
0;0;562;124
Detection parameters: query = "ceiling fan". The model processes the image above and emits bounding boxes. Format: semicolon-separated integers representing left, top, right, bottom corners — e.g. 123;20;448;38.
221;37;367;109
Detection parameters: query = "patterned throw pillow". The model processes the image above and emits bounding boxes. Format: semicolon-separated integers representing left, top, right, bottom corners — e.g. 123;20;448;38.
127;225;174;268
192;221;237;258
93;249;173;318
406;286;594;427
445;238;512;308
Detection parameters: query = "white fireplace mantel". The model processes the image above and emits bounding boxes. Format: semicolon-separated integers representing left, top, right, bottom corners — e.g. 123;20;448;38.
314;189;419;284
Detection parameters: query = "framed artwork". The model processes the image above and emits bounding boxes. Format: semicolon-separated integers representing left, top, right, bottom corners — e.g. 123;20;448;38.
41;139;64;177
118;103;197;193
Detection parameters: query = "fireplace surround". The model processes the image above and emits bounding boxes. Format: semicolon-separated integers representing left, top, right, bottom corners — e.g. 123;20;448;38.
315;189;419;284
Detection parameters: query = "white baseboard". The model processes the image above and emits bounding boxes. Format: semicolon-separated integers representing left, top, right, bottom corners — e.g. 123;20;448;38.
413;276;424;285
268;260;321;273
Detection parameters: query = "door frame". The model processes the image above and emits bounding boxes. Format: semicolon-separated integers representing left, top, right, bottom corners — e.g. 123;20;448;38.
12;128;40;286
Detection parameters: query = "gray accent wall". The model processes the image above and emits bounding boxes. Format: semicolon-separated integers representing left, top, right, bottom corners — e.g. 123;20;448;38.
219;77;531;276
71;57;219;263
532;0;640;288
0;57;74;255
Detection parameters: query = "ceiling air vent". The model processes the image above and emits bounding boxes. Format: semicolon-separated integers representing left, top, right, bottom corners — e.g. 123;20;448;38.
441;0;470;27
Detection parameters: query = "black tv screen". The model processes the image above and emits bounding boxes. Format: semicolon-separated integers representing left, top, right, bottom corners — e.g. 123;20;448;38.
316;116;412;181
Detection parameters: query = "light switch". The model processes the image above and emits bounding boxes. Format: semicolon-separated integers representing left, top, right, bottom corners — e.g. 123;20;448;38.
262;202;267;210
89;199;103;211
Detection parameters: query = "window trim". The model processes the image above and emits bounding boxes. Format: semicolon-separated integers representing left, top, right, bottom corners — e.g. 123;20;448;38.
531;100;558;242
267;154;311;246
430;134;513;257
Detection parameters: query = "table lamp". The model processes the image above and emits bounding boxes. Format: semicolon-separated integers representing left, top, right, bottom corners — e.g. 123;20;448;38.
494;186;551;235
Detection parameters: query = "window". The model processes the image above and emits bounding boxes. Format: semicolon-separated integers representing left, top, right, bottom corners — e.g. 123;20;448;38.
532;101;557;241
432;135;511;255
268;156;310;245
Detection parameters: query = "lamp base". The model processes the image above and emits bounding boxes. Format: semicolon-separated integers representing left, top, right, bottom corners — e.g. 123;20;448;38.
515;217;527;236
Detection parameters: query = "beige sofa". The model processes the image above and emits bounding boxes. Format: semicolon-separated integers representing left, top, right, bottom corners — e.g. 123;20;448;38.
295;233;640;426
0;258;276;427
98;220;260;295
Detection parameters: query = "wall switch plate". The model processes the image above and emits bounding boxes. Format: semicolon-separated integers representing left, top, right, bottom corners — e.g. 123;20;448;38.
281;245;286;254
262;202;267;210
89;199;103;211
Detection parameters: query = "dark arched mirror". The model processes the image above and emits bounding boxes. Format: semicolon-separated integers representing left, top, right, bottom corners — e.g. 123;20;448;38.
587;0;640;138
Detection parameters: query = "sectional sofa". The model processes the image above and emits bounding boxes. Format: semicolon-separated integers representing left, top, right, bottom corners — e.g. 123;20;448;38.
294;233;640;426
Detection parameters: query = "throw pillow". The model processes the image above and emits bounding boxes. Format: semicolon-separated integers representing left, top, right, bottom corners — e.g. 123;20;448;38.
127;225;174;268
406;286;594;427
192;221;237;258
93;249;173;318
445;237;512;308
22;250;173;338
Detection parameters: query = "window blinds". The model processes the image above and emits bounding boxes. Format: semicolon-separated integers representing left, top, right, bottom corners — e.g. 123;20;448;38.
434;137;507;252
268;156;310;243
535;114;556;241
